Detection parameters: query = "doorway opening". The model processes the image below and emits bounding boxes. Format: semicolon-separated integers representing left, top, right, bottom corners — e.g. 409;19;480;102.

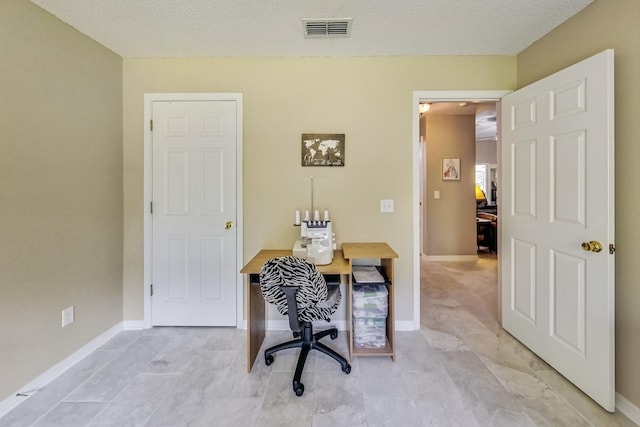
411;90;510;327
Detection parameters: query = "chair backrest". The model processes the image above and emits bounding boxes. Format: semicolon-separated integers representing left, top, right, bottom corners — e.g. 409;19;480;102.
259;256;340;323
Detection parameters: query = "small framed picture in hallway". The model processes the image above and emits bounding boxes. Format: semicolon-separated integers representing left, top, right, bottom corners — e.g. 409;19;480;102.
442;158;460;180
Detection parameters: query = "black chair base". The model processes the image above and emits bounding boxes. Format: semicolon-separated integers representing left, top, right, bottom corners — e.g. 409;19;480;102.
264;321;351;396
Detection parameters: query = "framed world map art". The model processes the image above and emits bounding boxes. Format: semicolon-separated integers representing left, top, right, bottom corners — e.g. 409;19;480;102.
301;133;345;166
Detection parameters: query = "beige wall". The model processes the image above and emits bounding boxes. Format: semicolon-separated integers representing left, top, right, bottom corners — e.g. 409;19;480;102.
424;114;478;256
0;0;123;399
122;56;516;323
517;0;640;409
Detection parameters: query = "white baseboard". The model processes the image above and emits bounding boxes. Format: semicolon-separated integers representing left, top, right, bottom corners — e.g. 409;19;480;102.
616;392;640;425
395;320;418;331
122;320;148;330
0;322;124;419
424;255;478;261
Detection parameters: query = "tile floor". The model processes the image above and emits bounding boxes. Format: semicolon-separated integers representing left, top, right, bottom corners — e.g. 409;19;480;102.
1;254;636;426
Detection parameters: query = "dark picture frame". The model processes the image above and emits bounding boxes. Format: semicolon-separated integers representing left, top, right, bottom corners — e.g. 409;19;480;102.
301;133;345;166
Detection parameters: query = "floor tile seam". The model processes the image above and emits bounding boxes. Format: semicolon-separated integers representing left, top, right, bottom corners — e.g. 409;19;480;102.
57;398;112;403
452;323;500;343
182;349;240;357
56;349;131;405
362;396;419;402
61;367;141;405
110;331;157;352
214;356;257;398
137;370;194;427
527;377;599;427
462;332;555;382
474;350;545;389
515;394;598;427
88;370;183;410
64;348;126;388
86;344;163;379
83;401;114;427
27;400;108;427
419;324;467;343
24;408;49;427
460;345;559;425
478;405;538;426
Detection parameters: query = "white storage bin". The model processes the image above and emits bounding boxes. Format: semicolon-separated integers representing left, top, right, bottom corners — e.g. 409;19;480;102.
353;317;386;348
352;284;388;310
352;305;388;318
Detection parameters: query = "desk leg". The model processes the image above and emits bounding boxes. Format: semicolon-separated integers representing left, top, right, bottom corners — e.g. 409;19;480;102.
247;276;266;373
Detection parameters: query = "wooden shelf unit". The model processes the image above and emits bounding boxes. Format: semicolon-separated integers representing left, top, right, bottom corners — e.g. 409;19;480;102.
342;242;398;361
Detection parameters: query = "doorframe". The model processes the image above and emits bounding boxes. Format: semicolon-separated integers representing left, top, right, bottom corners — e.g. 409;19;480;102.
411;90;510;327
142;93;244;329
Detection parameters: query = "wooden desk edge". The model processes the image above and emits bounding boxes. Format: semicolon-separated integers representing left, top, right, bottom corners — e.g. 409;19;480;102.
341;242;399;259
241;249;350;274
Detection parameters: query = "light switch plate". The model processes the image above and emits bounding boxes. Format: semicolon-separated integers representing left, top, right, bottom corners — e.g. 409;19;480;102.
380;199;394;213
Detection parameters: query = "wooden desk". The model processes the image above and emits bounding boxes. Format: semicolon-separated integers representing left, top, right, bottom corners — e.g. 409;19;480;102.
240;249;350;372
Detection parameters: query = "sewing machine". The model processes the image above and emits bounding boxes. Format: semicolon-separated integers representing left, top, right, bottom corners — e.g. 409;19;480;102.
293;220;334;265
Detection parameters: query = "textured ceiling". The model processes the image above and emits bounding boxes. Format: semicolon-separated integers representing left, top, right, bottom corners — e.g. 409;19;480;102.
29;0;592;58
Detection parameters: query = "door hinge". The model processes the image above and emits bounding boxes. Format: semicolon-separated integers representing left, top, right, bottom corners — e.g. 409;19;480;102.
150;201;153;214
609;244;616;254
150;284;153;296
150;119;153;131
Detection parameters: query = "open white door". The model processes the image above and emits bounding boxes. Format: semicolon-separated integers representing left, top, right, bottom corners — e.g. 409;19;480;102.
501;50;615;410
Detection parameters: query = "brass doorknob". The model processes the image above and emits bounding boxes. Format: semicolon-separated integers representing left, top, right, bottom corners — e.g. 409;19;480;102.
581;240;603;252
225;221;234;230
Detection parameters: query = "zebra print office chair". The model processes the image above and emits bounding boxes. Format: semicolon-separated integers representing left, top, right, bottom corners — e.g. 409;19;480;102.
259;256;351;396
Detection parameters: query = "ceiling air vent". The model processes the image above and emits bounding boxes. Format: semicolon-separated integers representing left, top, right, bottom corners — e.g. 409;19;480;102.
302;18;352;38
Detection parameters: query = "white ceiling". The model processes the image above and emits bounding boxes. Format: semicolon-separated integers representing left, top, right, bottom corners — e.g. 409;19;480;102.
29;0;592;58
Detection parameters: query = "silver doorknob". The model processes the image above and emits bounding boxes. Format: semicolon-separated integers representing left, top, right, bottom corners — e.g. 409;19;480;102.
225;221;234;230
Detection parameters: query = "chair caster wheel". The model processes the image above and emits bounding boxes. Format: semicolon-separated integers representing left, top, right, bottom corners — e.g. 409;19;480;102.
342;364;351;374
293;382;304;396
265;355;274;366
330;331;338;339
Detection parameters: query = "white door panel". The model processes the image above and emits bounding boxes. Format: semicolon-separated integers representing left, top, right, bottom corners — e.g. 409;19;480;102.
501;50;615;411
152;100;237;326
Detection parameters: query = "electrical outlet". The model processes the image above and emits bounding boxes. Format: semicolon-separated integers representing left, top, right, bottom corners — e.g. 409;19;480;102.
62;306;74;327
